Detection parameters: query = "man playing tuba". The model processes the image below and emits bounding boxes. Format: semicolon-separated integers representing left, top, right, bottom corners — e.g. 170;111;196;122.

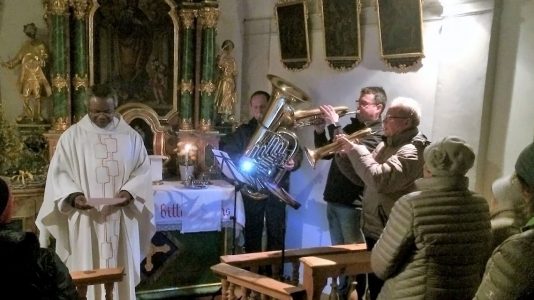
220;90;302;256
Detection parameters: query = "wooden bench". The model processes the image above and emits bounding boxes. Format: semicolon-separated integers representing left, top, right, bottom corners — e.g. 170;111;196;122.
211;263;307;300
213;243;371;299
70;267;125;300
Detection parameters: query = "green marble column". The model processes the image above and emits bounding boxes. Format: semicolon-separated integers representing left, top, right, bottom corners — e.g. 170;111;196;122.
49;0;70;131
179;9;196;131
198;7;219;132
71;0;89;122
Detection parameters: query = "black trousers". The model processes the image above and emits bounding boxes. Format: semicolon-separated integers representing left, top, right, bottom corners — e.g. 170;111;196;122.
365;237;384;300
242;194;286;253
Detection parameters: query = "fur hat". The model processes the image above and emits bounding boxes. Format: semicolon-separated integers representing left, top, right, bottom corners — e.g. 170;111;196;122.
515;142;534;188
492;175;523;212
424;136;475;177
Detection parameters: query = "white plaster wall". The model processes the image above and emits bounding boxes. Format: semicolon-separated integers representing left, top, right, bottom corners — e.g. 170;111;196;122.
484;0;534;185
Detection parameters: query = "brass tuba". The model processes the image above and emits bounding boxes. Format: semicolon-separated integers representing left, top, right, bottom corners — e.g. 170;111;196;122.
238;74;311;209
304;128;373;169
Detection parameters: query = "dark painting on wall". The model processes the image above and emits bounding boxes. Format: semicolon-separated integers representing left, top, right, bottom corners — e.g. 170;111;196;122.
275;0;310;70
321;0;362;70
89;0;178;118
377;0;424;70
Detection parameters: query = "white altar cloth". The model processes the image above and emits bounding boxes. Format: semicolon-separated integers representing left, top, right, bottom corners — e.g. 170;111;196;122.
153;180;245;233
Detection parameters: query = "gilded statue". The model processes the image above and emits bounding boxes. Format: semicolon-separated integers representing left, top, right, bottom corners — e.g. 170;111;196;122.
214;40;237;122
1;23;52;124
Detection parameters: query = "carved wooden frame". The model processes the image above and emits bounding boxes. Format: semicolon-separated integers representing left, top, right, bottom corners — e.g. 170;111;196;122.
275;0;311;71
116;103;167;156
321;0;362;71
376;0;424;71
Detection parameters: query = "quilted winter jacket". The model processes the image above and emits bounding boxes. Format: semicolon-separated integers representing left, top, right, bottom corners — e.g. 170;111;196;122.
371;176;492;300
473;222;534;299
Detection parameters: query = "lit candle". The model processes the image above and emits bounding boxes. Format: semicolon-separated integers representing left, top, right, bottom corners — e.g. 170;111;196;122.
184;144;191;166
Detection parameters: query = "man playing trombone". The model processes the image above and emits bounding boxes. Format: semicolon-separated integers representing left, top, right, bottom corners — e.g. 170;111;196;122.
313;87;386;299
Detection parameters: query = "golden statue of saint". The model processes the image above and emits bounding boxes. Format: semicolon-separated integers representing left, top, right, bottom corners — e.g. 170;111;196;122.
214;40;237;121
1;23;52;123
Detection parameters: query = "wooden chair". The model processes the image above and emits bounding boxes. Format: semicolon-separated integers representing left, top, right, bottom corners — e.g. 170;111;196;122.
211;243;372;300
70;267;124;300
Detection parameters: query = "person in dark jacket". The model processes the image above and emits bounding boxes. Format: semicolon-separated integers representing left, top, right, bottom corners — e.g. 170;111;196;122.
313;86;386;299
220;90;302;255
0;177;78;300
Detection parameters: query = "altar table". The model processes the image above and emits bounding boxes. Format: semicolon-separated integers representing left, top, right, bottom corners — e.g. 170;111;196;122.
137;180;245;298
153;179;245;232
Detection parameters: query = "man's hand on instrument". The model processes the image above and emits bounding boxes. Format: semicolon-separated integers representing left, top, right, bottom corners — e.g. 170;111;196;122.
319;105;340;125
283;158;296;171
115;190;134;207
336;135;366;153
72;195;94;210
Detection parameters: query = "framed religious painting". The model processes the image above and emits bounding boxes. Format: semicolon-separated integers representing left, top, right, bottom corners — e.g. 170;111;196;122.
321;0;362;70
88;0;179;121
377;0;424;71
275;0;311;70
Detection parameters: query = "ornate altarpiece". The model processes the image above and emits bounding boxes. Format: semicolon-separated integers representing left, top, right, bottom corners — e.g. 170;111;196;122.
44;0;221;175
40;0;225;296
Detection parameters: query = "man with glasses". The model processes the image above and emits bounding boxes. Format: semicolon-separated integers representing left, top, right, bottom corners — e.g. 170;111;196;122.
36;84;155;300
314;87;386;299
336;97;429;300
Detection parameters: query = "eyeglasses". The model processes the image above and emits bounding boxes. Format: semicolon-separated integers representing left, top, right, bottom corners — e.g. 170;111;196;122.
355;100;377;108
384;115;410;122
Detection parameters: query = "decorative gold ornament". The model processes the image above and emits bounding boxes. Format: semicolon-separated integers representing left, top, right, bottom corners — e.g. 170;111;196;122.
199;7;219;29
180;80;194;94
179;9;196;29
11;170;35;186
53;116;69;131
52;73;69;92
180;118;193;130
69;0;89;20
199;118;212;131
200;80;216;95
73;73;88;91
49;0;69;15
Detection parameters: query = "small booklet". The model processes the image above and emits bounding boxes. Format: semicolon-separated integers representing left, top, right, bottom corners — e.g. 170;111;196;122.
87;197;127;206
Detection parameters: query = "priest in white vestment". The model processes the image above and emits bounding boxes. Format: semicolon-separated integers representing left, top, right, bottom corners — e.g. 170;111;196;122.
36;84;155;300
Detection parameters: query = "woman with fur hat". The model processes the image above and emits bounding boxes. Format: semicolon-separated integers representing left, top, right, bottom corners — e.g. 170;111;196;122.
370;136;492;300
0;177;78;299
488;174;527;250
474;142;534;299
